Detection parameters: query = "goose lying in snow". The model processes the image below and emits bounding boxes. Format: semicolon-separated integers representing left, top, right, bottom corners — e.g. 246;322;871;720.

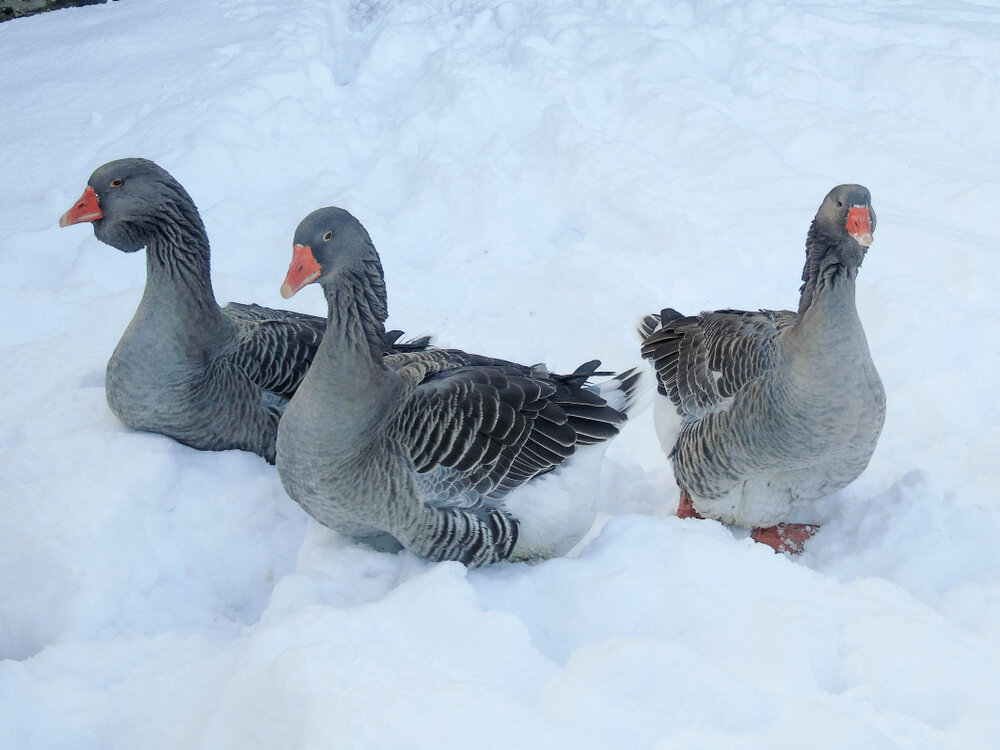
59;158;426;463
276;206;640;566
639;184;885;553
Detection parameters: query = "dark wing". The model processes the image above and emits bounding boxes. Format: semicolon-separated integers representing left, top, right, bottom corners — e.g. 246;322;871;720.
225;302;326;398
386;351;632;508
639;307;796;420
227;304;432;398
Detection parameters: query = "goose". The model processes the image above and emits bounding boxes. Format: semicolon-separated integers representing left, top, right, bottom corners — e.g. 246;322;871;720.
639;184;885;553
275;206;639;566
59;158;425;463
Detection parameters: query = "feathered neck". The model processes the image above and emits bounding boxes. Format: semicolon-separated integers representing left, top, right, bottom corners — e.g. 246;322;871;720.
797;218;861;317
142;195;219;314
320;253;390;365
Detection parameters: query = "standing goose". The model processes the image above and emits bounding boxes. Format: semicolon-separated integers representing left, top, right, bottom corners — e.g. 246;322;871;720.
276;206;639;566
59;158;425;463
639;184;885;553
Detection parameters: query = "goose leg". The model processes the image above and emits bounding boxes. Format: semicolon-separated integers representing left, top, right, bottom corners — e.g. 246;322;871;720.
750;523;818;555
676;490;704;519
677;491;817;555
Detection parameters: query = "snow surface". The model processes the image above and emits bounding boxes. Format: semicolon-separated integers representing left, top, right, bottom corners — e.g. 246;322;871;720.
2;0;1000;748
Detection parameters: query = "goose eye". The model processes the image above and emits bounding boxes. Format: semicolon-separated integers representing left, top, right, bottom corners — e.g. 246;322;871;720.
837;200;843;208
323;230;334;242
110;178;124;188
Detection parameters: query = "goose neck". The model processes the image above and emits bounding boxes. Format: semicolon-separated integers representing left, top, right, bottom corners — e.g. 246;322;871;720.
316;264;391;380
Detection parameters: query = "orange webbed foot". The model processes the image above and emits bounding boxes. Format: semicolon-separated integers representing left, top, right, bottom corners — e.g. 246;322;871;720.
750;523;819;555
676;490;705;519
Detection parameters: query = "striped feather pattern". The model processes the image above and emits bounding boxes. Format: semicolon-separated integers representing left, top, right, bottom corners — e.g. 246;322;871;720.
393;358;637;564
393;358;637;505
226;302;326;399
640;307;795;418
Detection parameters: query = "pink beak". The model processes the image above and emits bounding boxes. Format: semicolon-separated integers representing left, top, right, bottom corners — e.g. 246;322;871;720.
280;244;322;298
59;186;103;227
846;205;873;247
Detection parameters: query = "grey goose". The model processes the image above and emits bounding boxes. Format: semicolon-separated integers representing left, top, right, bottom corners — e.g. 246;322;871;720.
639;184;885;553
276;206;639;566
59;158;425;463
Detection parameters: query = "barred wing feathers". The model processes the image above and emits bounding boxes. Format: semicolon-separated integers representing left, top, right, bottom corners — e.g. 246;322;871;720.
227;303;430;399
387;352;635;508
640;307;796;420
226;302;326;399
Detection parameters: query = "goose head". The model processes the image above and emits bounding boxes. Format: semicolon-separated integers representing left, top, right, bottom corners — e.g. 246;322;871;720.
808;184;876;271
280;206;379;299
59;158;199;253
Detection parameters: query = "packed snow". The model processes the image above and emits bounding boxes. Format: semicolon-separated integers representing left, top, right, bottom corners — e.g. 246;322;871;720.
2;0;1000;748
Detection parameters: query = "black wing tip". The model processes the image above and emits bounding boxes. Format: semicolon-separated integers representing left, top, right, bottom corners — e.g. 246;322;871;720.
383;329;434;352
638;307;691;341
637;313;661;341
556;359;610;387
552;366;644;447
612;367;643;413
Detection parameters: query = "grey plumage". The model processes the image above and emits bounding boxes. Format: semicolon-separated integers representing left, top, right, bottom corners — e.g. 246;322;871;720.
639;308;797;413
639;184;885;531
276;206;639;566
224;302;326;400
61;158;425;463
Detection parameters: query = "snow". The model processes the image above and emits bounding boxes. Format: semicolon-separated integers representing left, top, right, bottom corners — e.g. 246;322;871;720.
2;0;999;747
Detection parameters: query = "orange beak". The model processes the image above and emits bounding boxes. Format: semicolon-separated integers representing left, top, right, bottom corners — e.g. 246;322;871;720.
59;186;103;227
846;205;873;247
280;244;322;299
